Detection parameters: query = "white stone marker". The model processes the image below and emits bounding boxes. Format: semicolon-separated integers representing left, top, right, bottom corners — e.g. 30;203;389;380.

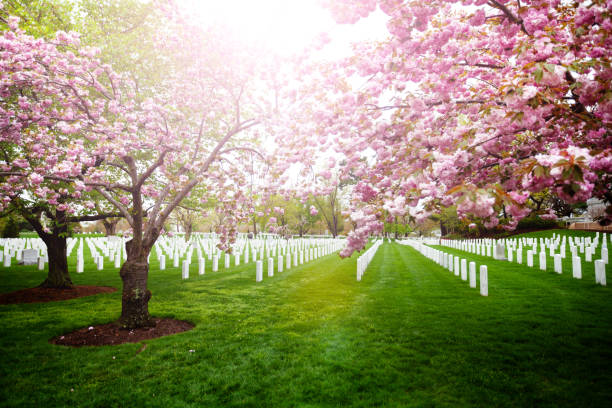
449;254;454;272
595;260;606;286
539;252;547;271
182;260;189;279
225;253;230;268
212;256;218;272
245;250;249;264
507;248;513;263
527;250;534;267
22;249;38;265
517;249;522;264
278;255;283;273
159;255;166;270
586;247;592;262
494;242;506;260
286;252;291;269
173;255;179;268
554;254;562;274
461;259;467;281
293;252;298;267
256;260;263;282
480;265;488;296
603;248;609;264
76;256;83;273
454;257;460;276
37;257;45;271
572;256;581;279
114;253;121;268
198;258;205;275
235;255;240;266
469;261;476;288
268;258;274;277
97;256;104;270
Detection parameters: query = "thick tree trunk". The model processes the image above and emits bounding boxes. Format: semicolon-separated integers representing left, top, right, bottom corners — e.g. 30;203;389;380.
102;218;119;236
22;210;73;289
440;220;448;236
184;222;193;242
118;239;152;329
39;235;72;289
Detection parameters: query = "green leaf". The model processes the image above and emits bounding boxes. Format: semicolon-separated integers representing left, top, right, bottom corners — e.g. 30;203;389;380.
544;63;556;73
534;68;543;83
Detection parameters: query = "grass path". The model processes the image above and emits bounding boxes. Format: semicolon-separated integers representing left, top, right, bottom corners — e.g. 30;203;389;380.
1;240;611;407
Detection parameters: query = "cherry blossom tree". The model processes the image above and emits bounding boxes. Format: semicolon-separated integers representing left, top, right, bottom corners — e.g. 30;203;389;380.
0;18;128;287
285;0;612;255
1;15;276;327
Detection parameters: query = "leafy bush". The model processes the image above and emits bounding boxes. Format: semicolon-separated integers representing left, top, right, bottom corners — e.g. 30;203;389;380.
516;216;562;231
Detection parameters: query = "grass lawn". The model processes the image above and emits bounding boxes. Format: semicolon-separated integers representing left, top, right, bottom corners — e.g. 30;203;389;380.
1;231;611;407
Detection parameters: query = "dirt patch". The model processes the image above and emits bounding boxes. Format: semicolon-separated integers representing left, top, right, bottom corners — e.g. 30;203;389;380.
0;286;117;305
50;318;194;346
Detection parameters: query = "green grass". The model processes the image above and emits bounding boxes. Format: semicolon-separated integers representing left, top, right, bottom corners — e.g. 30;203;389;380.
1;231;611;407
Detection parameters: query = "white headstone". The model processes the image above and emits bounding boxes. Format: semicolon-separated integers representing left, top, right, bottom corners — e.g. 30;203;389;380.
469;261;476;288
480;265;488;296
278;255;283;273
97;256;103;270
460;259;467;281
554;254;562;274
595;260;606;286
494;242;506;260
182;260;189;279
602;248;609;264
256;260;263;282
159;255;166;270
37;256;45;270
268;258;274;277
21;249;38;265
225;253;230;268
454;257;459;276
586;247;592;262
572;256;581;279
527;250;534;267
198;258;205;275
539;252;546;271
212;256;218;272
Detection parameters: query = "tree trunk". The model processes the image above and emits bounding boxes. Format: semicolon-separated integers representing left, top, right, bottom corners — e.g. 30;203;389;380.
252;216;258;236
394;216;399;239
184;222;193;242
22;210;73;289
118;239;153;329
39;234;72;289
102;218;119;236
440;220;448;236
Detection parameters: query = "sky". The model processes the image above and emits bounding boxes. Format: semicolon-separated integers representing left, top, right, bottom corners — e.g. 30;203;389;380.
178;0;389;58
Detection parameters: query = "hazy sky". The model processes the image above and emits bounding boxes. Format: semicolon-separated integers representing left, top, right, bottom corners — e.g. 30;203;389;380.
178;0;389;57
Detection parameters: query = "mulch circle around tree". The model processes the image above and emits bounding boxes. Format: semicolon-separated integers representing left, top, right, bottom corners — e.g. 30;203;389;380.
50;318;194;346
0;285;117;305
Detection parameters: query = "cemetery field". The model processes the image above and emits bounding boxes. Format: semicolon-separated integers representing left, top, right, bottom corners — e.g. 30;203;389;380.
1;232;612;407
